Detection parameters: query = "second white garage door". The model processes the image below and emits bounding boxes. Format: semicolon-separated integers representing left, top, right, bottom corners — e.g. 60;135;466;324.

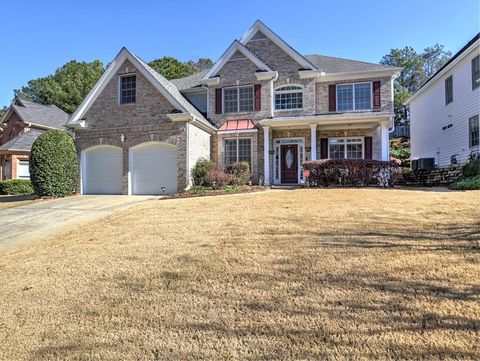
130;142;177;195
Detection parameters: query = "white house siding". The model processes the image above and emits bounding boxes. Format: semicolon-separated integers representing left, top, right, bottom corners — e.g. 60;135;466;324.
410;45;480;166
183;90;207;114
187;123;211;187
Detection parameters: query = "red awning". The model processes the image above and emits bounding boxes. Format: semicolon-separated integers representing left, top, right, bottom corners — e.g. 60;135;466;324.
218;119;258;132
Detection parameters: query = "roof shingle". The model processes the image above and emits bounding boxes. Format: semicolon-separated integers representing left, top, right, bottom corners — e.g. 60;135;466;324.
0;129;44;151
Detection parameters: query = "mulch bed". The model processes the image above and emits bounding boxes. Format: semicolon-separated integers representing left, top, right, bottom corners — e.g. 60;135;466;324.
161;186;266;200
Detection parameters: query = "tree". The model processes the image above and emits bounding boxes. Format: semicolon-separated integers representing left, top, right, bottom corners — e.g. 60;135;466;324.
0;106;7;119
381;45;451;125
15;60;104;114
148;57;213;79
29;129;78;197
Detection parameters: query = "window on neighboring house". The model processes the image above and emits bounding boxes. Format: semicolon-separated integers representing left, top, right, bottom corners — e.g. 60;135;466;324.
224;138;252;167
336;83;372;111
17;160;30;179
223;86;254;113
445;75;453;104
274;85;303;110
119;75;136;104
329;138;363;159
469;115;479;148
472;55;480;90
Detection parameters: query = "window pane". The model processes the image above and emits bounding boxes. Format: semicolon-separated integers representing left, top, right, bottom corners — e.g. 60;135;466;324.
445;76;453;104
473;55;480;90
275;88;303;110
238;87;253;112
120;75;136;104
223;88;238;113
469;115;480;148
224;139;237;165
354;83;372;110
238;139;252;167
329;144;345;159
347;144;363;159
336;85;353;111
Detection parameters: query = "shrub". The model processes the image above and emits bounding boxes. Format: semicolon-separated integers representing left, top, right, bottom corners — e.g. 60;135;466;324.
29;129;78;197
207;167;232;189
462;159;480;178
390;147;411;161
192;159;215;187
0;179;34;195
225;162;250;185
449;175;480;190
303;159;399;187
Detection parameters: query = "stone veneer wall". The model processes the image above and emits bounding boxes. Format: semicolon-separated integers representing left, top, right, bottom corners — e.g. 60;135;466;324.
398;165;463;186
75;59;189;194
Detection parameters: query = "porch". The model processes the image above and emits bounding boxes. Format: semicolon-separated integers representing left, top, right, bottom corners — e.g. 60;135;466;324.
260;114;391;185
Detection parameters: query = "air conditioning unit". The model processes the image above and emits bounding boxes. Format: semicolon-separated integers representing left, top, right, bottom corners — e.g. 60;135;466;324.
411;159;419;170
418;158;435;170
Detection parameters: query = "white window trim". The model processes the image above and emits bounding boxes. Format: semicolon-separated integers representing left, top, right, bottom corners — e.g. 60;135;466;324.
223;137;253;168
327;137;365;160
118;73;137;106
335;82;373;112
469;114;480;149
222;85;254;114
274;84;304;111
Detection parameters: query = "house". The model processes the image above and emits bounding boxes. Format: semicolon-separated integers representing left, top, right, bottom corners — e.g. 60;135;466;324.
405;33;480;167
66;20;401;195
0;97;69;180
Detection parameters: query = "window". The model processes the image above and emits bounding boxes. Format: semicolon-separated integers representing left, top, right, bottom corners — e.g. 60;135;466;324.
469;115;479;148
329;138;363;159
336;83;372;111
223;86;253;113
224;138;252;167
445;75;453;105
119;75;136;104
274;86;303;110
472;55;480;90
17;160;30;179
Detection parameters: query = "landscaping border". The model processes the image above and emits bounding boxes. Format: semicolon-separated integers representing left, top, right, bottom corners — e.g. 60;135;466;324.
161;186;266;200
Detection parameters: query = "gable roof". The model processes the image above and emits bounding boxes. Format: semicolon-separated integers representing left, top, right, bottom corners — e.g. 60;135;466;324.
67;48;214;130
239;20;316;70
304;54;397;74
0;128;44;152
405;33;480;105
203;40;273;79
2;98;68;129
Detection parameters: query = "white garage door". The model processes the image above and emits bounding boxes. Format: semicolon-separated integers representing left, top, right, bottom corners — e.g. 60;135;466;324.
130;142;177;195
83;145;123;195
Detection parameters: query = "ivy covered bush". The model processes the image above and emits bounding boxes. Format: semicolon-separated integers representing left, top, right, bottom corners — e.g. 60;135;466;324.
29;129;78;197
0;179;34;195
303;159;399;187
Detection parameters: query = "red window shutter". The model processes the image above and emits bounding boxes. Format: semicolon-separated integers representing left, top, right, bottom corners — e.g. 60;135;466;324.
328;85;336;112
320;138;329;159
373;81;381;109
364;137;373;159
215;88;222;114
254;84;261;111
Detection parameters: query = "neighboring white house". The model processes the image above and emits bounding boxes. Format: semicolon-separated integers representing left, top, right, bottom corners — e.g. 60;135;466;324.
405;33;480;167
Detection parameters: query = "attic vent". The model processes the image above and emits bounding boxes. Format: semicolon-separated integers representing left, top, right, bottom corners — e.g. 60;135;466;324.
230;51;247;60
250;31;268;41
125;66;130;73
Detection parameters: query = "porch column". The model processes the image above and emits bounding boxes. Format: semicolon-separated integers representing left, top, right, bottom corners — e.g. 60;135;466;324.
310;124;317;161
380;121;389;161
263;126;270;185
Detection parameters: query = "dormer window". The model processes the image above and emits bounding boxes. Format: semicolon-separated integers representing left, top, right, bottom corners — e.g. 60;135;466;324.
275;85;303;110
119;75;136;105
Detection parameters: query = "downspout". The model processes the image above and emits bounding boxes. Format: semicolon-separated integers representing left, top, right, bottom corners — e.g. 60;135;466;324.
388;77;395;133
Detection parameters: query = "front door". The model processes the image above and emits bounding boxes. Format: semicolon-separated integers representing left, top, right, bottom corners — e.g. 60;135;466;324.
280;144;298;184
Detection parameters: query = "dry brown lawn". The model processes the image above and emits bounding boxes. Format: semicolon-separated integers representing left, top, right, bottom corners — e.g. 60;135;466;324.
0;188;479;360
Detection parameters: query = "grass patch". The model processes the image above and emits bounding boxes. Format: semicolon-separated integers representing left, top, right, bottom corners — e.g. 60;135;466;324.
0;189;479;360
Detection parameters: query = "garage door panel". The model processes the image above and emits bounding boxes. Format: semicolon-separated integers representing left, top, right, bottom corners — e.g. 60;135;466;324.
83;146;123;195
131;143;177;195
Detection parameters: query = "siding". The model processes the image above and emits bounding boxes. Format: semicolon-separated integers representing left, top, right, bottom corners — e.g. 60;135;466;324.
410;45;480;166
183;90;207;114
187;123;211;187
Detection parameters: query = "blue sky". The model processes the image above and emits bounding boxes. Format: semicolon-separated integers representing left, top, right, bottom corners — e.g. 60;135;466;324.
1;0;478;108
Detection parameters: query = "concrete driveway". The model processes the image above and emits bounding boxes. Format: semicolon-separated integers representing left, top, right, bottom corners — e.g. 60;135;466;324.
0;195;154;250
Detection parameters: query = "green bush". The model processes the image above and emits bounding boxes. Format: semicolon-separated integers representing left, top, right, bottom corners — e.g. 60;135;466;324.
192;159;215;187
29;129;78;197
0;179;34;195
462;159;480;178
390;147;411;160
225;162;250;185
449;175;480;190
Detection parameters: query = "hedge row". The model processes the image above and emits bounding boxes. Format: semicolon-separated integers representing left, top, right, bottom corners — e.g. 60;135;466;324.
192;159;251;188
303;159;399;187
0;179;34;195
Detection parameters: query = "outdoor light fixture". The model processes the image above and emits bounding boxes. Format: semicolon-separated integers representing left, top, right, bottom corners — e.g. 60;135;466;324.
161;186;166;195
269;150;275;155
120;134;125;143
